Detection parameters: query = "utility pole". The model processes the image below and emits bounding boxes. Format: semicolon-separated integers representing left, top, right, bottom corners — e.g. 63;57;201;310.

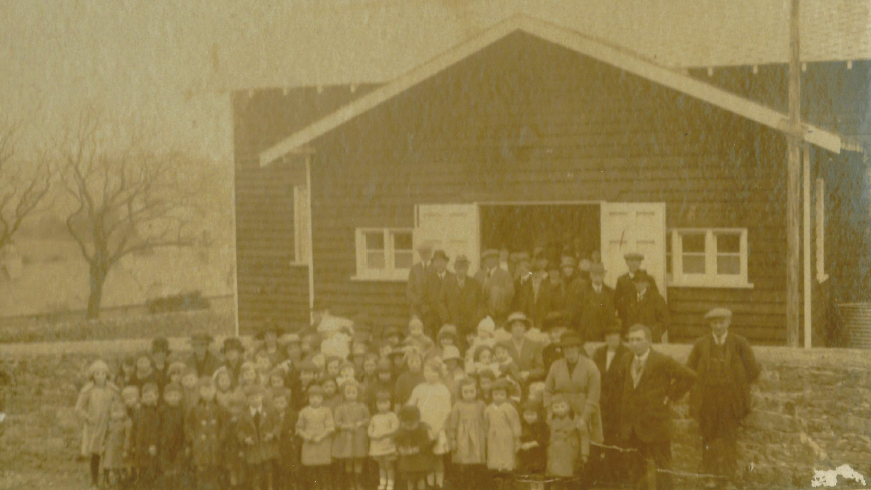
786;0;801;347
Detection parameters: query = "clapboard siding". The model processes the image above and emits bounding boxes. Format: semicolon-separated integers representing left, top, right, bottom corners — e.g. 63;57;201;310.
300;32;803;343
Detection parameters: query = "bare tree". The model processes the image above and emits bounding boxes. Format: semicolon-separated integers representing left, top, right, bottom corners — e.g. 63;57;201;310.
0;120;52;250
58;110;207;319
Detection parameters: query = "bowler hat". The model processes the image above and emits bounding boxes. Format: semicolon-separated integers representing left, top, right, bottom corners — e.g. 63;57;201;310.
589;262;605;274
481;249;499;260
151;337;169;354
632;270;652;283
604;320;623;336
223;337;244;354
624;252;644;261
455;254;470;266
704;308;732;321
432;250;449;263
559;332;583;348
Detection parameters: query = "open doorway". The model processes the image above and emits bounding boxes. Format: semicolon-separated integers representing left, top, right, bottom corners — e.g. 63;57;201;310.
479;203;601;261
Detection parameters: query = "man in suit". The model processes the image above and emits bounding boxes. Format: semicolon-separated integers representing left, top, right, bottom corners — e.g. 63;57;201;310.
503;311;546;383
511;252;533;313
621;324;697;490
421;249;452;339
624;271;671;342
438;254;484;345
515;250;546;321
687;308;761;484
540;311;568;374
591;321;631;486
475;249;515;326
577;262;617;343
406;241;434;318
615;252;659;330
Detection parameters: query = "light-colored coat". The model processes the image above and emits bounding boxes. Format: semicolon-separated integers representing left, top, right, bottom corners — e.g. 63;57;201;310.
75;382;120;455
484;402;521;471
543;358;604;444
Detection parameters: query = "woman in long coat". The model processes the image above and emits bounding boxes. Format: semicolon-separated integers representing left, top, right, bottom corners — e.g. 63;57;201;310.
542;333;604;445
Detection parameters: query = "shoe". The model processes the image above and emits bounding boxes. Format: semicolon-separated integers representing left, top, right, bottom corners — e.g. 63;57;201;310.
378;478;387;490
385;480;394;490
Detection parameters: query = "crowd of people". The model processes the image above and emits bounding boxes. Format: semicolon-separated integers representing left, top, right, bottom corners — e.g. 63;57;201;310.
74;244;761;490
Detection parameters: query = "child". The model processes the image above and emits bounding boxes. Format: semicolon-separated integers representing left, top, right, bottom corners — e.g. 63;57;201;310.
279;333;303;367
467;317;496;357
181;366;200;413
333;380;371;490
132;354;155;391
467;345;499;377
101;397;132;487
322;377;341;413
297;361;319;411
408;358;452;489
213;367;234;409
440;346;464;401
167;361;186;387
75;359;119;489
368;390;399;490
116;353;136;389
476;369;496;405
134;382;161;486
158;382;186;487
493;341;521;383
297;385;335;490
368;359;394;414
220;392;246;488
272;388;299;490
446;378;486;486
337;360;357;389
351;341;369;374
254;349;274;386
188;377;223;490
395;405;435;490
266;367;287;407
484;380;522;481
120;385;140;484
546;394;579;482
362;353;379;384
238;384;278;490
388;347;406;375
324;356;342;380
405;317;434;355
394;348;425;411
517;399;549;490
239;361;259;390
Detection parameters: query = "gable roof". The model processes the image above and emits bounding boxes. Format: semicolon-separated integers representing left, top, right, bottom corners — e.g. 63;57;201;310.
260;14;847;167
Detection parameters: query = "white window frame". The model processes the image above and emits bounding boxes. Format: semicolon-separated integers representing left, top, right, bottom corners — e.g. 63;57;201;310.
353;228;414;281
667;228;753;289
290;185;310;266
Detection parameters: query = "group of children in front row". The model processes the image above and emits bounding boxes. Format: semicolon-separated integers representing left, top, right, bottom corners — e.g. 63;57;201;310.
75;317;589;490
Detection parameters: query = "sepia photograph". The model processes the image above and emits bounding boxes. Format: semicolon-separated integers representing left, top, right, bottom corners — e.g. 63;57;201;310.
1;1;870;489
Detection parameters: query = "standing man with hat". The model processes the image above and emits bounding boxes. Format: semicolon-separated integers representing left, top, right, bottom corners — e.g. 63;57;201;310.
438;254;484;347
576;263;617;343
621;324;696;490
687;308;760;485
475;249;515;326
407;241;435;319
511;252;533;314
623;270;670;342
421;249;452;338
615;252;659;330
591;321;631;487
188;332;220;378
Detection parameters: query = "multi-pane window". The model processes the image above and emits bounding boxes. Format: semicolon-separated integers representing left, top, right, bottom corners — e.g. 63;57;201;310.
667;229;751;288
355;228;414;280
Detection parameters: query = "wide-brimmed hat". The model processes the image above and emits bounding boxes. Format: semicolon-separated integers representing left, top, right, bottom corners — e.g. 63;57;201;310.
504;311;532;329
624;252;644;261
437;324;459;343
704;308;733;321
559;332;583;348
278;333;301;346
432;250;449;263
441;345;462;362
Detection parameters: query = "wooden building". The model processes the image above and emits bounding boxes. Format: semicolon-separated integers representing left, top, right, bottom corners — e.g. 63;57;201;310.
233;16;865;344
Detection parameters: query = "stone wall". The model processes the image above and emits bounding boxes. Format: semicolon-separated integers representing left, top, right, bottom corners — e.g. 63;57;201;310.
1;342;869;489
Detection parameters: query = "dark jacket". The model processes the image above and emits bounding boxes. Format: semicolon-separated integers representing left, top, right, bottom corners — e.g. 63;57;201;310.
592;344;631;442
578;284;617;342
619;349;696;443
422;270;452;320
237;406;279;465
158;404;186;472
438;274;484;337
186;400;223;468
407;261;428;317
189;352;221;379
275;407;300;467
565;275;587;327
623;290;670;341
686;333;761;424
134;404;161;468
614;271;660;326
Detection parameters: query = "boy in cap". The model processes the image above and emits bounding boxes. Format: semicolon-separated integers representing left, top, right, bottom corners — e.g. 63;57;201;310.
576;263;617;342
186;377;222;490
437;253;484;347
623;270;670;342
687;308;760;484
614;252;659;329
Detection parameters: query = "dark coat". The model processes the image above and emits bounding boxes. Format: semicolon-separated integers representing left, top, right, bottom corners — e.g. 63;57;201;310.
158;404;186;472
438;274;484;337
506;339;546;382
237;407;279;465
186;400;223;468
619;349;697;443
189;352;221;379
578;284;617;342
614;271;659;327
517;419;549;474
134;404;161;468
623;290;670;341
422;270;452;320
541;343;562;376
565;275;587;327
686;333;761;423
275;407;300;468
592;344;631;442
407;261;428;317
513;275;532;315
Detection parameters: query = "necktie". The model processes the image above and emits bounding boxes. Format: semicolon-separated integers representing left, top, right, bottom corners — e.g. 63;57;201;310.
254;410;261;426
632;358;643;387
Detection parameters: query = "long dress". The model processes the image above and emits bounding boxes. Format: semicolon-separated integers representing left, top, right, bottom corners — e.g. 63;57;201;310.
368;412;400;459
446;400;486;465
332;401;370;459
517;419;549;475
547;415;579;477
408;382;452;455
297;405;334;466
75;382;119;455
484;402;521;471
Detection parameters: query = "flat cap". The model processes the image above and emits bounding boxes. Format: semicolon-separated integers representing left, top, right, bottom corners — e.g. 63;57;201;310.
704;308;732;321
624;252;645;261
481;249;499;260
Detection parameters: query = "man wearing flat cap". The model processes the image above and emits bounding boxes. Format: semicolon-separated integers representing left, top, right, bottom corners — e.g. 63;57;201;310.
687;308;760;484
623;271;670;342
475;249;515;326
421;249;452;338
407;240;435;319
438;254;484;345
615;252;659;330
188;332;220;378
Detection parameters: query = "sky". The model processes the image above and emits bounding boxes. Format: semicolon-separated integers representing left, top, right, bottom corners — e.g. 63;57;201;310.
2;0;867;163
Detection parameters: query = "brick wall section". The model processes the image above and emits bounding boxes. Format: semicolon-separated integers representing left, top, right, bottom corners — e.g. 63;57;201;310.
1;343;869;488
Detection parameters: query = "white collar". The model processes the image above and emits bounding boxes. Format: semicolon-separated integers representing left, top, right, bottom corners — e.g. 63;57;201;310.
713;332;729;345
634;349;650;364
250;406;261;417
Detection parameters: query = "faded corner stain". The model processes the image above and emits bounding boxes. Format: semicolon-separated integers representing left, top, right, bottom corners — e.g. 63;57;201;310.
811;465;867;488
